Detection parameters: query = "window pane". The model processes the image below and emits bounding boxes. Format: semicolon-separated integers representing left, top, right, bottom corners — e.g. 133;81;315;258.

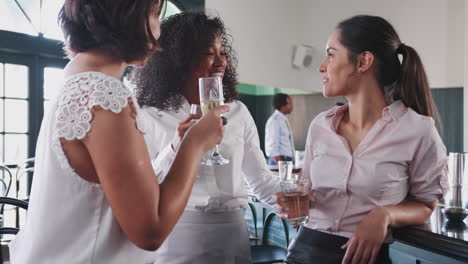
0;135;3;163
5;64;28;99
0;1;37;36
41;0;64;40
0;100;4;132
0;63;4;97
5;99;28;133
163;1;181;19
44;67;64;100
0;167;8;196
17;0;41;30
4;134;28;164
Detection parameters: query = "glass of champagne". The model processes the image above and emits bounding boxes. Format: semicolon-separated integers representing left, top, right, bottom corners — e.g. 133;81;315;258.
199;76;229;166
190;104;202;120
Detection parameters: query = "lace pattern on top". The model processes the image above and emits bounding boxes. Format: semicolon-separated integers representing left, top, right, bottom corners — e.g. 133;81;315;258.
55;72;134;140
52;72;148;183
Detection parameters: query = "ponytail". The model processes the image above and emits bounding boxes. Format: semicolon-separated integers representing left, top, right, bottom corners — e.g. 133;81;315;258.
394;44;436;118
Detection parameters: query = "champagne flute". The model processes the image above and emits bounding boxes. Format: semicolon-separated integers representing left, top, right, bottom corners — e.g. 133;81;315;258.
199;77;229;166
190;104;202;120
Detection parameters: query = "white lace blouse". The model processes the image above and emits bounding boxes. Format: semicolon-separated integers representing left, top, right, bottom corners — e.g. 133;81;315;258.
9;72;154;263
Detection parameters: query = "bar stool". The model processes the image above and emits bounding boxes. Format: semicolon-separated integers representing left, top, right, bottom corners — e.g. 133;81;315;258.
251;212;289;264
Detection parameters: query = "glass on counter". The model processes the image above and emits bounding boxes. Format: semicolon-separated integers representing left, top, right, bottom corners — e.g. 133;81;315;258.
442;152;468;222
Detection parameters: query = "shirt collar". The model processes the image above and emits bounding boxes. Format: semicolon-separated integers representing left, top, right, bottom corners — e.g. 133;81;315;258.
325;103;348;118
326;104;348;132
384;100;407;121
325;100;407;122
274;109;287;118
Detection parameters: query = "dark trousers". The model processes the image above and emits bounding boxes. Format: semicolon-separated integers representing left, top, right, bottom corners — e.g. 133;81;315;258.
286;226;392;264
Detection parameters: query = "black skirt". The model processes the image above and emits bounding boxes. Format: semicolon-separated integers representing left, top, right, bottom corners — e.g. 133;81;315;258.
286;226;392;264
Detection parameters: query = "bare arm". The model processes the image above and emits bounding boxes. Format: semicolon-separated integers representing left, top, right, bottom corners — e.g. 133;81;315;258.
342;199;436;264
82;104;228;250
241;107;281;205
377;199;436;228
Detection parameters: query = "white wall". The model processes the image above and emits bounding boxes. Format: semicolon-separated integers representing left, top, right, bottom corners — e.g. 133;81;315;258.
205;0;307;91
206;0;465;92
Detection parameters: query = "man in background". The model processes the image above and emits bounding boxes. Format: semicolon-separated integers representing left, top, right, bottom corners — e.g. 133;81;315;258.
265;93;295;165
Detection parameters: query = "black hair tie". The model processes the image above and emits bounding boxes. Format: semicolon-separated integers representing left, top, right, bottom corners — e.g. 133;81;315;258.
397;43;406;54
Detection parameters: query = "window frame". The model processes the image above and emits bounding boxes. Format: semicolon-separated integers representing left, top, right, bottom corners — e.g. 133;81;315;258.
0;49;67;193
0;0;196;195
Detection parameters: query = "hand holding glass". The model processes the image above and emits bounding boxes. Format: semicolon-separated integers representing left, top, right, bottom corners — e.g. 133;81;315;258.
198;77;229;166
279;161;309;226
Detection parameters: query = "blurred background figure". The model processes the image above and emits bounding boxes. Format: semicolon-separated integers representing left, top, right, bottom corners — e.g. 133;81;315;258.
265;93;295;165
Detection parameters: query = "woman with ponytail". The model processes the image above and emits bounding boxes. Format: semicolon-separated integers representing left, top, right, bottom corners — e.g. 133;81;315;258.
274;15;448;264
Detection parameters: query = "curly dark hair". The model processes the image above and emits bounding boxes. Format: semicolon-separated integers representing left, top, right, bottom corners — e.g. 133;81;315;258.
136;11;238;111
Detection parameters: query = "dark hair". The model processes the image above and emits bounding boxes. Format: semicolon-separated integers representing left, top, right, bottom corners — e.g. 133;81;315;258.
273;93;289;110
58;0;167;62
337;15;437;119
136;11;238;111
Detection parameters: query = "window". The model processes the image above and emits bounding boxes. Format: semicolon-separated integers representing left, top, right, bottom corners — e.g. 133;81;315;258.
0;0;62;40
0;63;29;164
0;0;183;196
1;0;182;41
0;1;37;36
41;0;64;40
44;67;64;113
164;1;182;19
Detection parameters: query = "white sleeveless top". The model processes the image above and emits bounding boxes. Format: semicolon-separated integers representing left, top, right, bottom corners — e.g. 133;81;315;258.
9;72;154;263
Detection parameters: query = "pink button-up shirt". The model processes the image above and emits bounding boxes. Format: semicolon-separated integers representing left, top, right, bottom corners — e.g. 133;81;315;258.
302;100;448;238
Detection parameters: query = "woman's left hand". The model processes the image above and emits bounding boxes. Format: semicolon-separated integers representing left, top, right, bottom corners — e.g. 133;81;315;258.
341;207;390;264
170;114;202;151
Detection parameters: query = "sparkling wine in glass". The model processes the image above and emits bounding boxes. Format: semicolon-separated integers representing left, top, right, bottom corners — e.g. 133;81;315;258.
190;104;202;120
199;77;229;166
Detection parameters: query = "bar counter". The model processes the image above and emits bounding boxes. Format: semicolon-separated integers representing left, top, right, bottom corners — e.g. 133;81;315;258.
391;205;468;263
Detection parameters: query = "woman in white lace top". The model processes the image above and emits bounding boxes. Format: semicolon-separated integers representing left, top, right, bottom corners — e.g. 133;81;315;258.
8;1;229;263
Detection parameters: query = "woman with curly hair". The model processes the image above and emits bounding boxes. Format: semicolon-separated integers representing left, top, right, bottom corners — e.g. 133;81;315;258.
136;11;280;264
